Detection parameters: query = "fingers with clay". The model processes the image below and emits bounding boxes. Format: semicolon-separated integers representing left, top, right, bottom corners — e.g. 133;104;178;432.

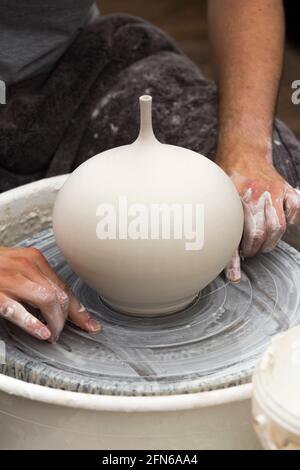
0;293;51;340
216;140;300;283
27;249;101;334
0;247;101;343
225;184;300;284
225;249;241;283
225;189;285;283
240;188;286;257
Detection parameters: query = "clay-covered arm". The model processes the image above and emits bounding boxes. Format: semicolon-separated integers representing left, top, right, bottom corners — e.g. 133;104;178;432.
208;0;300;281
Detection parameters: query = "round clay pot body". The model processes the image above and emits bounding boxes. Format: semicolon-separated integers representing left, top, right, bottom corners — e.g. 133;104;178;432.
53;96;243;316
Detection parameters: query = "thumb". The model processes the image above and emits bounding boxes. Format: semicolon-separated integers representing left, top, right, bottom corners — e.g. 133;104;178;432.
225;249;241;283
284;186;300;225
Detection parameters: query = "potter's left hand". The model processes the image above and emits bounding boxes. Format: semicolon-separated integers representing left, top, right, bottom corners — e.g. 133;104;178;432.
0;247;101;342
215;143;300;282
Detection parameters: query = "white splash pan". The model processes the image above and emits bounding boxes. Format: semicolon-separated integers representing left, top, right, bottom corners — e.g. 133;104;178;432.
0;176;259;449
0;374;254;449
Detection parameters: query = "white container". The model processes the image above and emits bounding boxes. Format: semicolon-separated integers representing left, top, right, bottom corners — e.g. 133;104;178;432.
0;176;259;449
252;326;300;450
0;375;256;450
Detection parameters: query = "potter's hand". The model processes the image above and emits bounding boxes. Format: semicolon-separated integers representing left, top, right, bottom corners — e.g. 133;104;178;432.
215;145;300;282
208;0;287;281
0;247;101;342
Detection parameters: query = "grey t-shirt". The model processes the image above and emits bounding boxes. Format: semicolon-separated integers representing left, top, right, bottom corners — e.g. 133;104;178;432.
0;0;99;85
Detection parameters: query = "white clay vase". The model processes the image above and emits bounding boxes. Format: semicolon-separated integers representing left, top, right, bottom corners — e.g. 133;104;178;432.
53;95;243;316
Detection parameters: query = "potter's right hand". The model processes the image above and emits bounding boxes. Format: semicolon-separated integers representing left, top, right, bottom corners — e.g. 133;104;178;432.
0;247;101;342
215;143;300;283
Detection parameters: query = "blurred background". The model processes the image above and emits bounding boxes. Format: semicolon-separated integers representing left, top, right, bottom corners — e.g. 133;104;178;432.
101;0;300;138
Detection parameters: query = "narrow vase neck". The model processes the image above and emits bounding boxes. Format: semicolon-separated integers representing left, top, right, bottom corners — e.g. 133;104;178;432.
137;95;157;142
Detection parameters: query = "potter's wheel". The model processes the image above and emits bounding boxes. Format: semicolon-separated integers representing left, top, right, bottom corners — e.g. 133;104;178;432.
1;229;300;396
